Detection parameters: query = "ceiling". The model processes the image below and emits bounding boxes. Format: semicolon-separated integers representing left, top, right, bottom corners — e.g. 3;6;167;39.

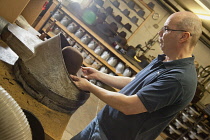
175;0;210;31
156;0;210;48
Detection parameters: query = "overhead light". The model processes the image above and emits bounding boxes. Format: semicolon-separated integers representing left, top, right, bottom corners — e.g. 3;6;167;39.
196;14;210;20
193;0;210;20
194;0;210;11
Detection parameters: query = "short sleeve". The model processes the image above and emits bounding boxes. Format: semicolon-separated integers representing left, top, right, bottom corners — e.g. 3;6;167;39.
137;76;183;113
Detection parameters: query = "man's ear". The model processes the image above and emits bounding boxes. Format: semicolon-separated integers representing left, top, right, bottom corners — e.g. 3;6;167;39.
179;32;191;43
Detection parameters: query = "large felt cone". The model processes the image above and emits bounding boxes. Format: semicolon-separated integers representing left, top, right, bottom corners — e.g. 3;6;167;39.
13;33;89;114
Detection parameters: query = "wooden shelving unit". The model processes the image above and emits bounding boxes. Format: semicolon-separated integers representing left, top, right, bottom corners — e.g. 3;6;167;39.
35;0;151;91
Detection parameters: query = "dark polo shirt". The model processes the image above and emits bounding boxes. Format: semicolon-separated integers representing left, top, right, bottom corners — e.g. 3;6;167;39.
97;54;197;140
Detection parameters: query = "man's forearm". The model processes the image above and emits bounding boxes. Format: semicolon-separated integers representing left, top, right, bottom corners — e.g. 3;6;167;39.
88;83;146;115
97;72;133;89
89;84;130;114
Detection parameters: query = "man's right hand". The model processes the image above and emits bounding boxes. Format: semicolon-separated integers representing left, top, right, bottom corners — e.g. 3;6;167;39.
81;67;101;80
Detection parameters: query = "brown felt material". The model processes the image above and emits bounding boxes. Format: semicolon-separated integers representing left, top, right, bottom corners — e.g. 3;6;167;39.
62;46;83;75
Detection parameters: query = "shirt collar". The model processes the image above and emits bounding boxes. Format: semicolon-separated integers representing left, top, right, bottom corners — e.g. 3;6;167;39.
157;54;195;69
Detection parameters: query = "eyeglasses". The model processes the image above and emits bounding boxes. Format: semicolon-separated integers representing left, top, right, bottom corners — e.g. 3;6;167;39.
160;26;192;36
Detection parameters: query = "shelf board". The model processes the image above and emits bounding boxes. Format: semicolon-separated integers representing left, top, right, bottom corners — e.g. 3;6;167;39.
52;18;124;76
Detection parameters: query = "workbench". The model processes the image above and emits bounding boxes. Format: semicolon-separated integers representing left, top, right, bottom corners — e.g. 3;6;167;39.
0;38;71;140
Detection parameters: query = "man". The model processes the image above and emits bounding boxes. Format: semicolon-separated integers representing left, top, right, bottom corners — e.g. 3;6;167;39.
70;11;202;140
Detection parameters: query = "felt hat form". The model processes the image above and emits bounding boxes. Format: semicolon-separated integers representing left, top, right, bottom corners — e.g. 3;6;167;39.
112;0;120;8
122;9;130;17
127;1;135;9
124;23;132;32
118;31;127;38
110;22;118;32
95;0;104;7
62;46;83;75
137;9;145;18
105;7;113;15
96;22;117;37
115;15;122;24
130;16;139;24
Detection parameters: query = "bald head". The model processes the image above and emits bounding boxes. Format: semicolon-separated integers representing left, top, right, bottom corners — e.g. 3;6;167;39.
168;11;202;47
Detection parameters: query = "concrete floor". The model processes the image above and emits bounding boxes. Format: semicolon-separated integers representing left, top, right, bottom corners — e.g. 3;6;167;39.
61;93;105;140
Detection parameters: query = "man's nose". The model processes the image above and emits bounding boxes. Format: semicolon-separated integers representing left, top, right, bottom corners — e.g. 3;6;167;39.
158;30;163;37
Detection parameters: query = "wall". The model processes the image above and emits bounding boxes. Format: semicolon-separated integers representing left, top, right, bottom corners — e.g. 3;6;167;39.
21;0;48;25
128;0;210;105
128;0;169;47
0;0;30;23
